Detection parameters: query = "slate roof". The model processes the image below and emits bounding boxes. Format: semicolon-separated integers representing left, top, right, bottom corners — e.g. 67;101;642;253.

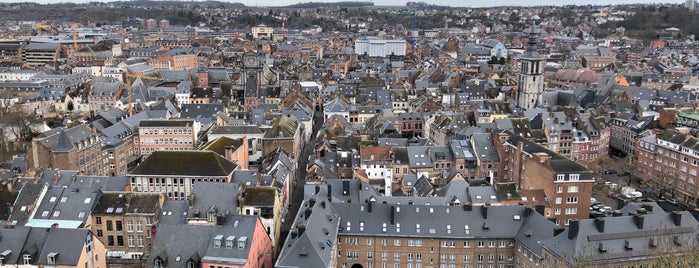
147;224;213;268
201;215;260;265
276;196;340;268
541;209;699;265
263;116;298;138
37;124;98;153
38;228;92;266
8;183;46;226
31;186;101;225
471;133;499;162
130;151;237;176
209;125;264;135
200;136;244;156
188;182;240;220
504;130;590;174
158;200;189;225
93;192;160;215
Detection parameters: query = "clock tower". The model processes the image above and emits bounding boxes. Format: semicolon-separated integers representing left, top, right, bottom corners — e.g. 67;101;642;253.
243;51;263;110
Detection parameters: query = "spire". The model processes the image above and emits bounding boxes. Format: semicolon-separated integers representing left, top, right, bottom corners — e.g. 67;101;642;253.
54;129;73;152
523;27;541;58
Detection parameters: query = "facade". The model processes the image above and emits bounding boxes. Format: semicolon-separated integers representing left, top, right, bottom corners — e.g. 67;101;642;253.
91;192;162;261
261;116;302;159
355;39;407;57
497;131;594;227
127;151;238;200
517;28;544;110
27;124;104;176
22;42;61;66
137;119;199;157
251;24;274;39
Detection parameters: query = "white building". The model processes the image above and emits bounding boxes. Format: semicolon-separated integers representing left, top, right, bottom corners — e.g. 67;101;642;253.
355;39;407;57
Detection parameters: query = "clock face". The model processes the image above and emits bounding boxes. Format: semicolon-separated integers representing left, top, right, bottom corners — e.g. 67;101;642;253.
245;57;257;68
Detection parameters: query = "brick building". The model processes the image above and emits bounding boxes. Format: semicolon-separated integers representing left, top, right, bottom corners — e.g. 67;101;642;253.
27;124;104;176
137;119;199;157
496;131;594;227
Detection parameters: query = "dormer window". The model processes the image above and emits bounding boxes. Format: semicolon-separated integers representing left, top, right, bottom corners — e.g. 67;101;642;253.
154;258;164;268
237;237;247;249
47;252;58;264
214;235;223;248
226;236;235;248
23;254;31;265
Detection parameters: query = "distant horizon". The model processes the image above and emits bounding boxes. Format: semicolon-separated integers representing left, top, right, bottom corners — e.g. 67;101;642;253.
0;0;686;8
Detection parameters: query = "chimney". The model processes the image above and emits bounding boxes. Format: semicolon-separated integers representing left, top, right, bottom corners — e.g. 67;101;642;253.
216;215;225;225
367;200;372;213
594;217;605;232
320;200;326;209
51;223;59;229
612;210;622;217
481;205;488;219
534;205;545;216
390;204;396;225
617;198;627;210
309;197;316;208
463;204;472;211
632;212;645;229
315;185;320;194
327;185;332;200
524;207;533;217
290;230;298;239
53;173;59;182
189;193;195;207
568;219;579;240
671;211;683;226
642;203;654;212
554;227;565;236
637;208;648;215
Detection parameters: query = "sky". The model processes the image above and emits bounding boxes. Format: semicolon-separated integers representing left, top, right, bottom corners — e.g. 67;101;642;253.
0;0;684;8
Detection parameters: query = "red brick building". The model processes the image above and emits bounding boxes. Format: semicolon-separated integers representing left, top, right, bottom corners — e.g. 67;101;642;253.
27;124;104;175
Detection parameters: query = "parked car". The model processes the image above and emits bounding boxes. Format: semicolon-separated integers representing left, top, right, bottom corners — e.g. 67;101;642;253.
591;204;604;211
666;198;679;206
598;206;613;213
642;188;654;193
624;191;643;199
590;198;598;205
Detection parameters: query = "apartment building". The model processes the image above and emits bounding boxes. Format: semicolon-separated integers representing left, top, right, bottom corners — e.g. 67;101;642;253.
637;129;699;205
354;39;407;57
137;119;199;157
0;227;106;268
496;131;594;227
91;192;163;261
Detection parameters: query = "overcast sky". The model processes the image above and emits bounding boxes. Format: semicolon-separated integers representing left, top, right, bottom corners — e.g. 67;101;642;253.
1;0;684;7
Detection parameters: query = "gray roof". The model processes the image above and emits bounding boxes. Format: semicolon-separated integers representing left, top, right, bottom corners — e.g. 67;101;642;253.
38;228;91;265
201;216;259;264
147;224;213;268
8;184;47;226
276;197;340;268
471;133;499;162
541;209;699;264
38;124;98;153
188;182;240;221
32;186;100;224
158;200;189;225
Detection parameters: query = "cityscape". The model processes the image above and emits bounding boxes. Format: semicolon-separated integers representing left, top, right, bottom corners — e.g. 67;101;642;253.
0;0;699;268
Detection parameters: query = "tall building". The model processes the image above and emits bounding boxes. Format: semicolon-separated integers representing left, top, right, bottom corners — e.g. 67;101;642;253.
687;0;696;10
145;19;157;31
354;39;407;57
517;27;545;110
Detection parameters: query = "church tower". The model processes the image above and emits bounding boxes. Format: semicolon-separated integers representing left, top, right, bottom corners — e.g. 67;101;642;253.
517;27;544;110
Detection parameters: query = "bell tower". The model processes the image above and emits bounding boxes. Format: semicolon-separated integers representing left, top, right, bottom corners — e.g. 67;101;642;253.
517;27;544;110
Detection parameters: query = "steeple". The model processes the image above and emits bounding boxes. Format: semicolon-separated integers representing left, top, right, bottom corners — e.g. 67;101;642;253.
517;25;545;110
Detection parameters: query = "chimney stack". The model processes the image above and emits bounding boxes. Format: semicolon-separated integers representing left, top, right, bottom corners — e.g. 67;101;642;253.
327;185;332;200
315;185;320;194
367;200;372;213
524;207;533;217
632;212;645;229
309;197;316;208
481;205;488;219
671;211;683;226
594;217;605;232
642;203;654;212
568;219;579;240
304;207;312;219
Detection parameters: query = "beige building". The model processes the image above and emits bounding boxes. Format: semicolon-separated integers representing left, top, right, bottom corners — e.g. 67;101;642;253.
251;24;274;39
91;192;163;261
137;119;199;157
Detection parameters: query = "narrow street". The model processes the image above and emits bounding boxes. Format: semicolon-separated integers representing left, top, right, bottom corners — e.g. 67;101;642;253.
277;110;324;257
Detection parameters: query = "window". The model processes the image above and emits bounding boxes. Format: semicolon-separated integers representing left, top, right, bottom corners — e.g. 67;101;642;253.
106;221;113;231
566;197;578;204
95;217;102;225
128;235;134;247
137;220;143;232
478;241;485;248
214;235;222;248
108;236;114;246
565;208;577;215
127;221;133;232
569;174;579;181
117;236;124;246
395;253;401;261
394;239;401;246
555;197;562;204
23;254;31;265
556;174;565;181
554;209;561;215
138;236;144;247
556;186;563;193
97;230;103;237
567;186;579;193
116;221;123;231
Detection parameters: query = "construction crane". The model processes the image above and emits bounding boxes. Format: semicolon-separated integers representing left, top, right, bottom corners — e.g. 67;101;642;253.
124;70;163;116
72;23;78;49
272;15;288;39
35;24;51;35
